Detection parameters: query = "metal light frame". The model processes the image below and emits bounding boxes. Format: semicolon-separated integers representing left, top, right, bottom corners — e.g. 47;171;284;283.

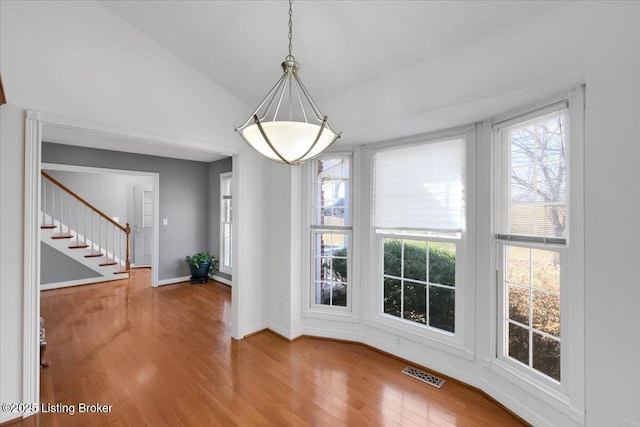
235;0;341;165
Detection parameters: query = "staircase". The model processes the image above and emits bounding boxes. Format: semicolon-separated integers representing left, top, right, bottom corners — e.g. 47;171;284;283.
41;171;131;288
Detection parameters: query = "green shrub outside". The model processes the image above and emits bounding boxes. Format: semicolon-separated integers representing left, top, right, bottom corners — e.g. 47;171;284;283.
383;239;455;332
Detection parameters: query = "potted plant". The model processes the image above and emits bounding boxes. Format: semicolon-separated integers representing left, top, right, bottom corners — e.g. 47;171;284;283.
185;252;218;284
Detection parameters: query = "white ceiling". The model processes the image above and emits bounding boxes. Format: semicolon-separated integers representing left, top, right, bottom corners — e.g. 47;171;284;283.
99;0;568;108
66;0;577;161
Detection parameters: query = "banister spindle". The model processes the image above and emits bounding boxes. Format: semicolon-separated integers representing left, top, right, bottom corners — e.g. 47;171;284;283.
76;199;80;245
112;225;116;266
118;228;122;270
42;177;46;226
51;183;55;227
68;191;72;236
84;205;87;245
91;210;95;253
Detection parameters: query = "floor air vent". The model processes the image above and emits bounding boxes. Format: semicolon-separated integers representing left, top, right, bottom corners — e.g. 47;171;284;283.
401;366;446;388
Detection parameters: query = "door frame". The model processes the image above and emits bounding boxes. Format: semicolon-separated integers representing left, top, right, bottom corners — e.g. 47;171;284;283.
23;109;240;415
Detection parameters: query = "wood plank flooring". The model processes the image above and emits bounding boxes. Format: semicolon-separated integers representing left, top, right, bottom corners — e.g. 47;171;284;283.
14;269;525;426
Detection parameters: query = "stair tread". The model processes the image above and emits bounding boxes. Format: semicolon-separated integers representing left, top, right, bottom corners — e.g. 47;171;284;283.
99;261;118;266
51;234;73;239
84;253;104;258
69;244;90;249
41;225;57;229
113;270;130;275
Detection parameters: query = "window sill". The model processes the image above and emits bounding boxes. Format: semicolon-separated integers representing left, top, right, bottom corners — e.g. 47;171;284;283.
302;307;360;323
485;358;584;425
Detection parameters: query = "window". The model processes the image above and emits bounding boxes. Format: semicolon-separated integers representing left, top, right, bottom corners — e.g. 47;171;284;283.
311;156;351;309
382;238;456;332
374;138;464;335
220;173;232;274
495;105;568;384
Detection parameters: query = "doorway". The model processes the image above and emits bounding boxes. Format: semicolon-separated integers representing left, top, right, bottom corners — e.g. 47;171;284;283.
23;110;241;410
133;184;154;267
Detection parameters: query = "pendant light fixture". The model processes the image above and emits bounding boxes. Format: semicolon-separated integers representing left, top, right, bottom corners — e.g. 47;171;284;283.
235;0;341;165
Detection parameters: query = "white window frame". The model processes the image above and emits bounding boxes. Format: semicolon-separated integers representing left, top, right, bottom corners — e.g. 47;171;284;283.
302;151;358;321
488;88;585;419
219;172;232;275
378;232;459;335
363;127;476;358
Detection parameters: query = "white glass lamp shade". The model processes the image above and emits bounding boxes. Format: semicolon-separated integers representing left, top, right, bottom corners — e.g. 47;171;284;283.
239;121;339;165
236;58;341;165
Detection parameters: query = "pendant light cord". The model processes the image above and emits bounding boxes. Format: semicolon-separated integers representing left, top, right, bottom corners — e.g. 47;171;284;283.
287;0;294;61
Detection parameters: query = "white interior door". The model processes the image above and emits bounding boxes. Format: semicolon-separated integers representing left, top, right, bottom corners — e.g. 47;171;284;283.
133;185;153;267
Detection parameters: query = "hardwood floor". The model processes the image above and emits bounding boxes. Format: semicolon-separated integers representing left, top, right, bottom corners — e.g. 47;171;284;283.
15;269;525;426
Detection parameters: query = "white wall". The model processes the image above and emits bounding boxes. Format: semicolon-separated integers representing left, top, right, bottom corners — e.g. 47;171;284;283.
583;31;640;427
0;0;245;151
0;105;26;423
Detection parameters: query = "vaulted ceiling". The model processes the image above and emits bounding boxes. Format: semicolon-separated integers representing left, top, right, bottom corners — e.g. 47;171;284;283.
96;0;579;148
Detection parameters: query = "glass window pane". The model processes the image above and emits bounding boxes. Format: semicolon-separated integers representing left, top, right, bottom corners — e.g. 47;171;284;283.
314;232;349;307
383;278;401;317
403;282;426;324
506;246;529;286
533;291;560;337
508;285;529;325
316;282;332;305
319;233;347;257
333;283;347;307
316;157;350;226
403;240;426;282
532;249;560;293
383;238;402;277
508;322;529;366
506;111;567;238
429;242;455;286
429;286;455;333
533;333;560;381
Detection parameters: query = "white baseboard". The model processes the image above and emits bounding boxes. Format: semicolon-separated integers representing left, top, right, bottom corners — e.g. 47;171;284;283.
0;412;22;424
156;276;190;287
211;274;232;286
40;275;128;290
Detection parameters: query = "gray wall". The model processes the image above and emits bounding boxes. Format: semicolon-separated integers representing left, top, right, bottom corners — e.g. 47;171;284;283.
209;157;233;281
40;242;100;284
43;142;213;281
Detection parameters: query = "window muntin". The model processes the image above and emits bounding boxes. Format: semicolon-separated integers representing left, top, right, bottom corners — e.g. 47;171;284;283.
313;232;349;307
311;155;351;309
374;137;464;336
315;157;350;227
382;237;456;333
495;106;568;385
502;245;561;382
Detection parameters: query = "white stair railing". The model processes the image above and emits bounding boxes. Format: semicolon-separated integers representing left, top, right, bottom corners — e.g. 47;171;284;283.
41;171;131;272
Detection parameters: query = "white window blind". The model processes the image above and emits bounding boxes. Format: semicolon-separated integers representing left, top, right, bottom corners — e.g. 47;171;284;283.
495;109;568;243
374;139;464;231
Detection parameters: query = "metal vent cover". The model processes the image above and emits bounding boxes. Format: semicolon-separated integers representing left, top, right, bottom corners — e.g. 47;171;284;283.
402;366;446;388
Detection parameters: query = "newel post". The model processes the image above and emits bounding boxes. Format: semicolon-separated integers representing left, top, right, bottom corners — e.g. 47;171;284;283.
125;223;131;270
